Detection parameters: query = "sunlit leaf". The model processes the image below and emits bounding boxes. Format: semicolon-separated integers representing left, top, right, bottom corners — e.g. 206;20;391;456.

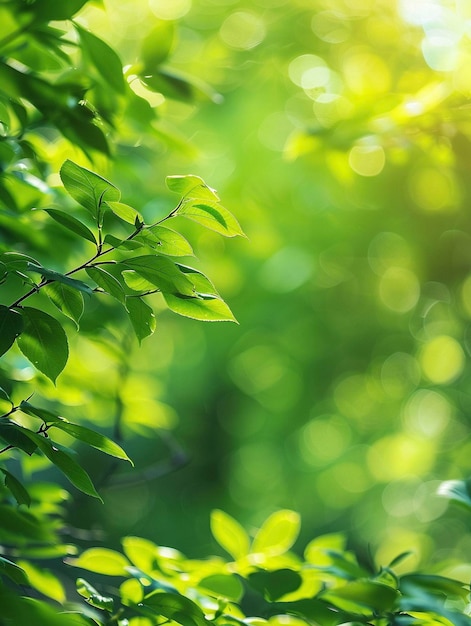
141;20;175;70
67;548;131;576
163;293;237;323
252;510;301;556
86;266;126;303
50;421;133;464
60;160;120;219
198;574;244;602
210;509;250;560
166;174;220;202
178;201;245;238
76;25;125;93
136;225;193;257
125;297;156;342
105;201;143;224
17;560;66;603
44;282;84;327
321;579;399;613
122;536;159;573
0;305;23;357
16;307;69;383
76;577;114;612
122;255;195;295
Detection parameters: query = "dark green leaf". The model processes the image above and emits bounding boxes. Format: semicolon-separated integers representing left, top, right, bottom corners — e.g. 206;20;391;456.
24;432;102;501
137;225;194;257
0;422;38;455
44;209;97;244
249;569;302;602
0;305;23;357
50;421;133;464
1;469;31;507
0;504;51;541
163;293;237;323
0;555;29;586
19;400;61;424
142;69;221;104
76;25;125;93
60;160;120;219
44;282;84;326
122;255;195;295
76;578;114;612
86;266;126;303
140;591;208;626
27;263;93;294
125;297;156;343
29;0;88;21
178;201;245;237
141;20;176;70
16;307;69;383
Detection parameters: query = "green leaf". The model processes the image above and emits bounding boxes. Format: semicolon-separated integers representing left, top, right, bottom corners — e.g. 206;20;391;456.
0;504;51;541
27;263;94;294
17;560;66;603
321;579;399;613
1;469;31;507
139;591;208;626
0;422;38;455
437;479;471;510
86;266;126;303
44;209;97;244
198;574;244;602
178;201;245;237
137;225;194;257
142;69;221;104
16;307;69;383
50;421;133;464
24;432;102;500
163;293;237;323
141;20;176;70
0;555;29;586
19;400;61;424
122;536;159;573
126;297;156;342
0;305;23;357
60;160;120;219
76;25;125;93
166;174;220;202
210;509;250;560
67;548;131;575
44;282;84;327
176;265;219;295
122;270;156;292
122;255;195;295
30;0;88;21
77;578;114;612
252;510;301;556
105;201;143;224
103;234;144;250
248;569;302;602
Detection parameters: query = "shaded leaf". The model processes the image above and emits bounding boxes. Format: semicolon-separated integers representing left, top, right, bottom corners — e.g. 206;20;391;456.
141;20;176;70
126;297;156;342
140;591;208;626
50;421;133;464
0;422;38;455
142;69;221;104
30;0;88;21
0;305;23;357
44;209;97;244
44;282;84;326
210;509;250;560
1;469;31;507
178;201;244;237
19;400;61;424
76;25;125;93
0;504;51;541
0;555;29;586
163;293;237;323
60;160;120;219
27;263;93;294
86;266;126;303
16;307;69;383
249;569;302;602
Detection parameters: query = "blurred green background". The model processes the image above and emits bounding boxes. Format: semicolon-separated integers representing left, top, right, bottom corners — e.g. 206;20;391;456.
5;0;471;579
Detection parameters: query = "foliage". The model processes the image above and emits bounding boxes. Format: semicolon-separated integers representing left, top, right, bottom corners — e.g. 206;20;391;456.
1;1;471;625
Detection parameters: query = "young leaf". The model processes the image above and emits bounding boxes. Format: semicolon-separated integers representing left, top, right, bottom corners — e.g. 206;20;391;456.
50;421;133;464
24;432;102;501
122;270;156;292
76;25;125;93
251;510;301;556
210;510;250;560
0;305;23;357
60;160;120;219
137;225;194;257
86;266;126;303
163;293;237;323
141;20;175;70
125;297;156;343
44;282;84;327
16;307;69;383
26;263;94;294
176;264;219;296
67;548;131;575
105;201;143;225
1;469;31;507
166;174;220;202
44;209;97;244
178;201;245;238
121;255;195;295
